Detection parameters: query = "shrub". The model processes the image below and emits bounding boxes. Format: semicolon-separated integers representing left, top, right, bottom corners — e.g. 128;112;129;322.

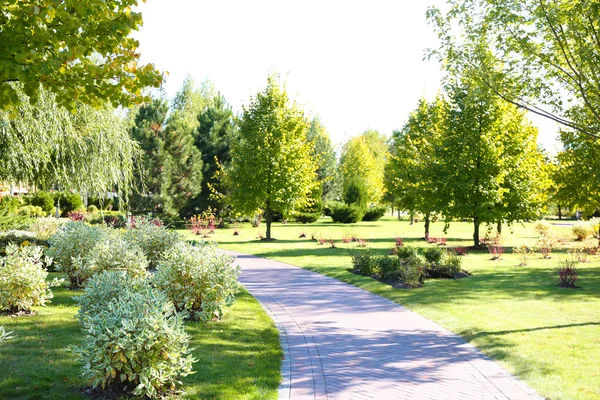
329;202;365;223
343;177;368;209
362;206;387;222
572;222;592;241
557;259;578;288
534;220;552;236
0;244;62;313
154;243;240;321
423;247;446;265
397;246;424;287
0;233;49;256
86;210;127;227
17;205;44;218
0;196;24;213
85;235;149;278
29;191;55;215
124;218;180;268
426;253;462;279
351;250;377;276
513;245;534;266
74;271;195;399
376;255;400;280
0;209;33;231
295;212;321;223
87;204;98;213
29;217;65;241
55;192;84;217
46;222;106;287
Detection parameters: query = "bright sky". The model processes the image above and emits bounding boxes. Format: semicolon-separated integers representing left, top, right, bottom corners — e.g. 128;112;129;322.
133;0;561;153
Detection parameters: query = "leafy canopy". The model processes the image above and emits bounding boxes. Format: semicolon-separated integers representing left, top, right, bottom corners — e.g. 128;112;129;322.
0;0;162;110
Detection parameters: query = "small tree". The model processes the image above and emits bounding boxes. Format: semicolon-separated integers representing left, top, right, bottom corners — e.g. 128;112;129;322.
226;75;317;240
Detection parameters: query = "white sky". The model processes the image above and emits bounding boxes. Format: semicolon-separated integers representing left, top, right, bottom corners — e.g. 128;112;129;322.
133;0;561;153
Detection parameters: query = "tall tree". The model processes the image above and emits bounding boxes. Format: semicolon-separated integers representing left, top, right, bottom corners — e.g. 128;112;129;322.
340;133;386;204
386;95;448;238
306;117;337;201
226;75;317;240
0;0;162;110
185;94;238;216
0;85;138;196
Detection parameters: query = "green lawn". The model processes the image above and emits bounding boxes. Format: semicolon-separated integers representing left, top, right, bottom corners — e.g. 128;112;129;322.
188;215;600;400
0;278;281;400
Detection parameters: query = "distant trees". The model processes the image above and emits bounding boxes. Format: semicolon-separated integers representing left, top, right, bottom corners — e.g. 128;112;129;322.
306;117;338;201
226;75;317;239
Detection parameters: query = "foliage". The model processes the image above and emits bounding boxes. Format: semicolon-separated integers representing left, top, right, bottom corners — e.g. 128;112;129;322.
0;233;48;256
0;326;14;342
86;211;127;227
0;0;162;111
572;223;593;241
55;192;83;217
85;235;149;279
28;191;54;215
29;217;64;241
225;74;317;239
306;117;338;201
129;90;203;220
123;217;181;268
423;247;446;265
295;212;321;224
557;259;578;288
187;93;238;216
16;205;44;218
350;249;377;276
46;221;106;287
513;245;534;266
328;201;365;223
375;255;401;280
343;176;368;209
0;244;62;313
534;221;552;237
154;243;240;321
73;271;195;399
362;206;387;222
0;209;33;231
424;251;462;279
396;246;425;287
340;133;386;204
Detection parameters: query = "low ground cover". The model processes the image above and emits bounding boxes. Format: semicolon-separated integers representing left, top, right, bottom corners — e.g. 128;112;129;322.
0;280;280;399
191;215;600;400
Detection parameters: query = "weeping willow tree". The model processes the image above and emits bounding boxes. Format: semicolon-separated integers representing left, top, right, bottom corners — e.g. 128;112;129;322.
0;84;138;199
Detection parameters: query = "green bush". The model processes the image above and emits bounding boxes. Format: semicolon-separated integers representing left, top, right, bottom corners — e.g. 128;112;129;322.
375;255;400;280
572;222;592;241
362;206;387;222
54;192;84;217
351;249;377;276
85;235;149;278
86;210;127;227
46;222;106;288
29;217;65;241
423;247;446;265
88;196;114;210
0;244;62;313
29;191;55;215
295;212;321;223
124;218;181;268
154;243;240;321
397;246;424;287
424;252;462;279
0;208;33;231
87;205;98;213
343;177;368;208
0;233;48;256
74;271;195;399
0;196;24;213
17;205;45;218
329;202;365;223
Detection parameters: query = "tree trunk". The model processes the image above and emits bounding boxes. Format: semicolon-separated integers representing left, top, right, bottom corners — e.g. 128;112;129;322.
558;205;562;220
265;207;272;240
473;217;480;247
410;210;415;225
398;209;401;220
497;220;502;235
424;212;431;240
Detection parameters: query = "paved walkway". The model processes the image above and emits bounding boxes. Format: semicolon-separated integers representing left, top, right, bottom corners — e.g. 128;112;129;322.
225;250;543;400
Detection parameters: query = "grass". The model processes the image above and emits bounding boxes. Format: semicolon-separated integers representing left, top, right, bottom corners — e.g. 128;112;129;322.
0;276;281;400
185;216;600;400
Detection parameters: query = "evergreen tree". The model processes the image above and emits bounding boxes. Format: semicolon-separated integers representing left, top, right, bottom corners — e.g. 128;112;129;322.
306;117;337;201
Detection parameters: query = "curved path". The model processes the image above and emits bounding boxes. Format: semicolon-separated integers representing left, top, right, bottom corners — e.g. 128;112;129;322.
225;250;543;400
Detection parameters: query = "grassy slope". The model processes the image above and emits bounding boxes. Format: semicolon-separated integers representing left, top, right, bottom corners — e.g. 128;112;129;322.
0;279;281;400
190;216;600;400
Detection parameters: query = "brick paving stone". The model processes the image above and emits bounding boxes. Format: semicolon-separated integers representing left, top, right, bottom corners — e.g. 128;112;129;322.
225;251;544;400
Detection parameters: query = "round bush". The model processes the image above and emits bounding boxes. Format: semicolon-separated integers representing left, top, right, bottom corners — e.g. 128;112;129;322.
29;191;55;215
55;192;84;217
29;217;65;241
154;242;240;321
124;218;181;268
86;235;149;278
0;244;62;313
74;271;195;399
295;212;321;223
362;206;387;222
329;202;365;223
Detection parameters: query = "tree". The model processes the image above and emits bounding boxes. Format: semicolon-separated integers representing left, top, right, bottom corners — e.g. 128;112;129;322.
427;1;600;139
129;83;204;220
186;94;238;216
386;95;448;238
226;75;317;240
0;0;162;110
306;117;337;201
340;134;385;204
0;85;138;196
441;73;547;247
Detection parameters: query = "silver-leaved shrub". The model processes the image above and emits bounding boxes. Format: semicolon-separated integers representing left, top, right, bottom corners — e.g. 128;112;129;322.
0;243;63;313
74;271;196;399
154;242;240;321
85;234;149;278
123;219;180;268
46;221;106;287
0;326;14;342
